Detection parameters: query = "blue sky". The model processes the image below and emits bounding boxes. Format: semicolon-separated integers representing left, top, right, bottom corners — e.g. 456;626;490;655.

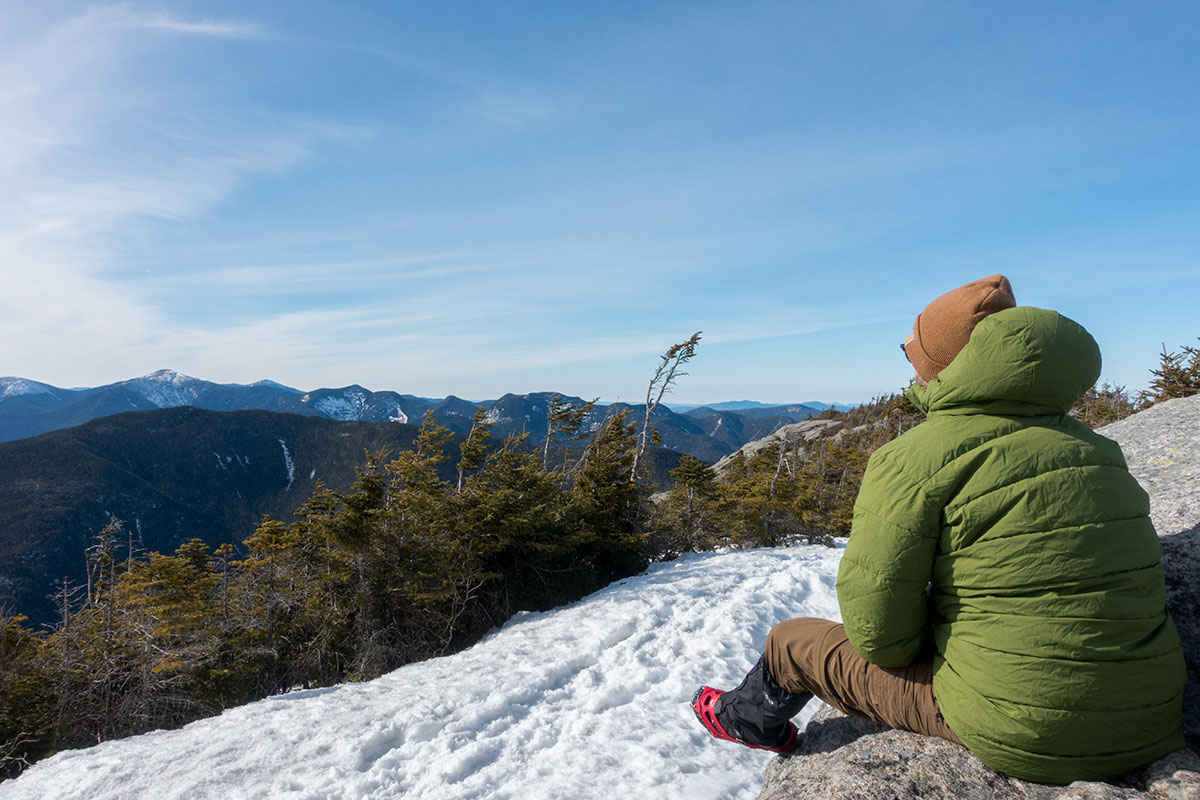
1;2;1198;404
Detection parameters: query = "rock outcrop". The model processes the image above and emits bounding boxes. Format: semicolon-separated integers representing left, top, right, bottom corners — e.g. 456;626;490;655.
758;394;1200;800
758;703;1199;800
711;419;845;474
1101;394;1200;537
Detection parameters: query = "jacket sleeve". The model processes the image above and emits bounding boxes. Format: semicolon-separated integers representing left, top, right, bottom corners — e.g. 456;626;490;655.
836;446;940;667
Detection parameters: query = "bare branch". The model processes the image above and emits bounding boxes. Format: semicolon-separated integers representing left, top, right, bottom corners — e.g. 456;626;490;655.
632;332;701;480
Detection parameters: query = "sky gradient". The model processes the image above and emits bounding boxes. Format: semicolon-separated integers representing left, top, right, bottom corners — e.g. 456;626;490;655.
2;2;1198;404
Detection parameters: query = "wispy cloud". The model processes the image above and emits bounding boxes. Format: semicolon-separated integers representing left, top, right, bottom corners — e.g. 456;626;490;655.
352;42;555;129
0;6;342;385
101;5;265;39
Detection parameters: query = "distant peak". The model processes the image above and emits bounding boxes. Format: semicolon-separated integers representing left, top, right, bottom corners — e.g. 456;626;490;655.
0;377;56;398
126;370;206;408
250;379;302;393
138;369;197;385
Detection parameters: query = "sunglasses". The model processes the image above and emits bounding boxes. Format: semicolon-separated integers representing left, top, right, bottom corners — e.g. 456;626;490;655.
901;335;914;363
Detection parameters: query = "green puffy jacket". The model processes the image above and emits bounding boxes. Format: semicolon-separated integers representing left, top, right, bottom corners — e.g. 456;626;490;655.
836;306;1186;784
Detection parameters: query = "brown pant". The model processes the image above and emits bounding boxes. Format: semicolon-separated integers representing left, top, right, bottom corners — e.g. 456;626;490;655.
765;617;961;745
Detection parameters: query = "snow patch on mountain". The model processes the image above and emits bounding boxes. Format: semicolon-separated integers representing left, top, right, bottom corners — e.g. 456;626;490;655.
279;439;295;490
0;378;56;399
388;407;408;424
4;546;846;800
127;369;204;408
248;379;302;393
309;391;370;421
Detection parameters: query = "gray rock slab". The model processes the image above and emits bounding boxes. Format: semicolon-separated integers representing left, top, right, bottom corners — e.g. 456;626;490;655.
1100;394;1200;537
758;705;1199;800
712;419;845;475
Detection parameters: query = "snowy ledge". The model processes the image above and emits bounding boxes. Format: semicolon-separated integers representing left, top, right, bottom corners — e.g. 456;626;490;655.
2;545;848;800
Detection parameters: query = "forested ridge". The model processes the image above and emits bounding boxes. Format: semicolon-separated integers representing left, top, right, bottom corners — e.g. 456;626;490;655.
2;336;1196;779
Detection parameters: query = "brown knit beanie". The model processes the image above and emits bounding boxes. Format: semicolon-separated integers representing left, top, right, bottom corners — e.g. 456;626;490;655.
906;274;1016;383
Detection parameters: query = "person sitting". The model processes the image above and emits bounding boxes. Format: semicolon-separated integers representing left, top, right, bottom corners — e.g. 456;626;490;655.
692;274;1186;784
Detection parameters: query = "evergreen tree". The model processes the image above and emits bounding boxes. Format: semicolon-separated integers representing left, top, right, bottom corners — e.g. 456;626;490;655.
543;393;597;471
719;442;801;548
571;411;648;583
457;406;495;492
1071;382;1137;428
650;454;723;557
234;511;348;692
0;610;49;777
457;432;565;614
1142;339;1200;404
790;434;871;542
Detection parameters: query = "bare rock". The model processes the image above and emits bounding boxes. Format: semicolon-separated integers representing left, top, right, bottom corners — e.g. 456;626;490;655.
758;706;1051;800
1100;394;1200;537
759;705;1199;800
712;419;844;475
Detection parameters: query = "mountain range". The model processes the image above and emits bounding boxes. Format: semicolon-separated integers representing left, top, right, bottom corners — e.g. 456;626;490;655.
0;370;841;461
0;370;847;625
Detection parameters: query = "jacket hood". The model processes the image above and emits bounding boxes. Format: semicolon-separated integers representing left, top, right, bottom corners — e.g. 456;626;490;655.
906;306;1100;416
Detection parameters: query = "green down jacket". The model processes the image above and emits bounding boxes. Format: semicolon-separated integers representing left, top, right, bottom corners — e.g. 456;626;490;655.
836;306;1186;784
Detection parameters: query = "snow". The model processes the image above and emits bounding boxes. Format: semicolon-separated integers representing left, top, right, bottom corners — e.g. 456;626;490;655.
313;391;369;421
279;439;295;490
2;545;845;800
128;369;202;408
249;380;302;394
0;378;55;399
388;406;408;424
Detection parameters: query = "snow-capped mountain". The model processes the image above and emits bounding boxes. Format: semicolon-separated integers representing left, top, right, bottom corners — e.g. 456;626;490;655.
1;545;846;800
241;379;303;393
118;369;216;408
0;372;367;442
297;385;432;425
0;371;837;463
0;377;79;415
0;377;58;399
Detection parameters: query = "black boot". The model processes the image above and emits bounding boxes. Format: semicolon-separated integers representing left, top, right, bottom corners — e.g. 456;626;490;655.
717;656;812;748
693;656;812;751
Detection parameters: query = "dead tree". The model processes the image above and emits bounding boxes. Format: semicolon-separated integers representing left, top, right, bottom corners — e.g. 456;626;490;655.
632;332;701;480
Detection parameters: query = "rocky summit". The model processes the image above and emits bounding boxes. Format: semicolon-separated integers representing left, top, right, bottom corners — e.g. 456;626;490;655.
757;393;1200;800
